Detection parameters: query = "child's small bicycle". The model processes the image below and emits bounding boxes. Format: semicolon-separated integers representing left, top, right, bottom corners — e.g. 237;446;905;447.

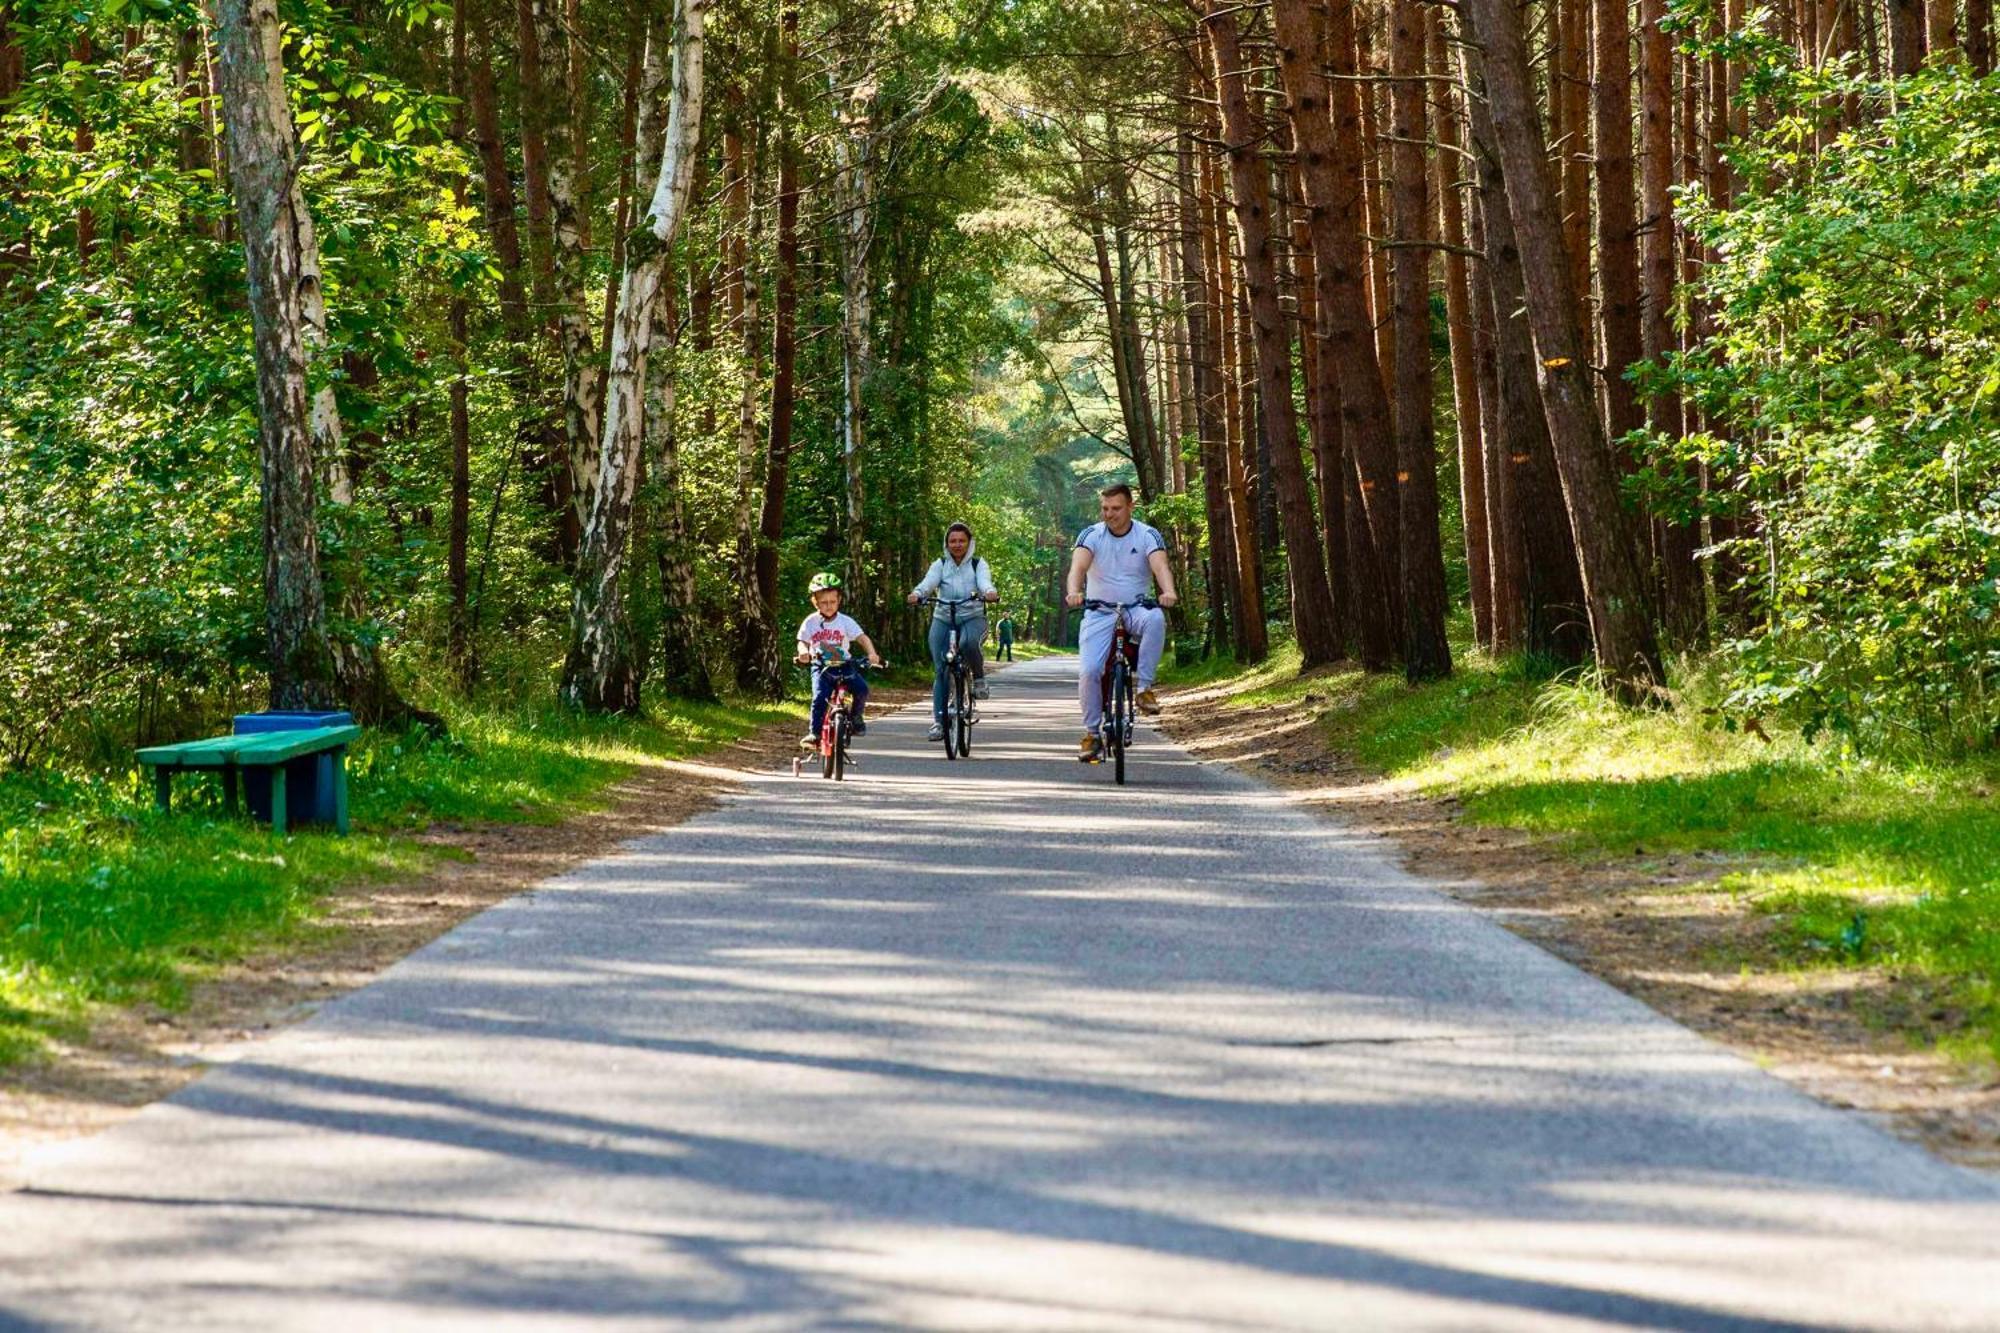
793;653;875;781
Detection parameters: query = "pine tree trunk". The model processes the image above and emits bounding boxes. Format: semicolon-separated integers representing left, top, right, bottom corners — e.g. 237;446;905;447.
1179;124;1241;657
1433;12;1490;653
448;0;475;690
739;1;801;698
1464;4;1593;667
1288;161;1354;655
214;0;338;710
562;0;706;712
1595;0;1644;444
728;122;764;696
1388;0;1452;681
1206;2;1341;668
1465;0;1666;699
1643;0;1703;644
1297;0;1402;665
1201;128;1268;660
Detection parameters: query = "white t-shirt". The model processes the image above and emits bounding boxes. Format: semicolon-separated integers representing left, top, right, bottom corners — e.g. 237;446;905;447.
797;612;865;664
1075;520;1165;606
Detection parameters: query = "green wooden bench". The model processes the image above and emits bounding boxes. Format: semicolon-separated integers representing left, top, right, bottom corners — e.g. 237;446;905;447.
136;725;361;835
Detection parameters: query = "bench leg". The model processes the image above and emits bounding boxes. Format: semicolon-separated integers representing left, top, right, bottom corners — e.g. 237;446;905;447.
270;766;287;837
223;764;239;817
332;747;350;836
152;765;171;814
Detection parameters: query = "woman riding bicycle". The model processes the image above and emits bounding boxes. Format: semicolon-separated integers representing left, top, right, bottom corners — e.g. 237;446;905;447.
906;521;999;744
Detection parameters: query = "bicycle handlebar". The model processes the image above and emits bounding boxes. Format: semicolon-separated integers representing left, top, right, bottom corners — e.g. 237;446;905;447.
1081;597;1160;613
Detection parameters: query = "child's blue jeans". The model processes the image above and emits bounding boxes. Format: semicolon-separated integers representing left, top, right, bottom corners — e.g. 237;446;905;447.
810;664;869;737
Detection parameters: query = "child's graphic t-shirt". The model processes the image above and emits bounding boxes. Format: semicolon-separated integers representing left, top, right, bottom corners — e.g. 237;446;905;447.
797;612;865;665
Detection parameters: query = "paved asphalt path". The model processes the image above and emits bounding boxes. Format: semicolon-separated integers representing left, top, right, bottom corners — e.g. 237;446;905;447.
5;653;2000;1331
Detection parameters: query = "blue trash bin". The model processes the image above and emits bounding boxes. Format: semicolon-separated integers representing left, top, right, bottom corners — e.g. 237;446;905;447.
234;710;354;828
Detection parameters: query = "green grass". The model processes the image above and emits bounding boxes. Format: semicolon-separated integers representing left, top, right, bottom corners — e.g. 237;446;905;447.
0;689;792;1066
1179;639;2000;1061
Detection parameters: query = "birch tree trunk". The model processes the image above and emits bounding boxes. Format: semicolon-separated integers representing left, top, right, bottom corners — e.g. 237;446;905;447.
561;0;706;712
214;0;338;710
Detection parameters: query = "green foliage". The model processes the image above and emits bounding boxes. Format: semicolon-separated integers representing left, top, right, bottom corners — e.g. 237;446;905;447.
1653;63;2000;753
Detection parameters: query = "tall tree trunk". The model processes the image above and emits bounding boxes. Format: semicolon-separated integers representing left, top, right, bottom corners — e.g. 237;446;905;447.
1465;0;1666;698
1596;0;1644;446
1465;0;1594;666
1433;12;1491;652
1926;0;1959;58
1889;0;1926;74
1643;0;1702;644
448;0;475;690
1288;161;1354;655
1201;126;1268;660
1179;123;1242;657
1298;0;1403;664
515;0;559;313
1354;12;1394;392
740;1;801;698
562;0;706;712
537;0;601;545
726;121;768;691
1093;225;1158;499
215;0;338;709
1207;2;1341;668
1388;0;1451;681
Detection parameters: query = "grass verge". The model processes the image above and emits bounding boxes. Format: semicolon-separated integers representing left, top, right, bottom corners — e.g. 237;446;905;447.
1166;641;2000;1064
0;691;792;1066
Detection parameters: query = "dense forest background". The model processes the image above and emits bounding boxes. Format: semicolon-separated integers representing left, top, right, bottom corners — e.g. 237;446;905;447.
2;0;1997;769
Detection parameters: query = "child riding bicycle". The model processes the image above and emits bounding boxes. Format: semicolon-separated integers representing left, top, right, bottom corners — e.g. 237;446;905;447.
797;573;883;748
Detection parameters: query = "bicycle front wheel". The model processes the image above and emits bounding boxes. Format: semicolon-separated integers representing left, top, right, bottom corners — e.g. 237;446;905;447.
955;671;972;758
832;714;849;781
1109;661;1128;785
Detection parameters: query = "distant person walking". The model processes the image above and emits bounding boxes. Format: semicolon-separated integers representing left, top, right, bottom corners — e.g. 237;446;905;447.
996;614;1016;661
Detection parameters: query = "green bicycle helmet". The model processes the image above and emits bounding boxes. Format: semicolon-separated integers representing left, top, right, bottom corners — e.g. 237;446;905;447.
807;571;844;597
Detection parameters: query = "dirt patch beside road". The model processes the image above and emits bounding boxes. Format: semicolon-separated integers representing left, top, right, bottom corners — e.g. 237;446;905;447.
1159;676;2000;1173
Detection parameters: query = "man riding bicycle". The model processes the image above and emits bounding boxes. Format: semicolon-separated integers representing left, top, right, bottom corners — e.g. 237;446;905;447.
907;520;999;744
1066;483;1178;762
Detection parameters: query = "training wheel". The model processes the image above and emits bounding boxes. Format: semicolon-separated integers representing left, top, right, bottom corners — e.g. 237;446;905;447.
791;757;804;777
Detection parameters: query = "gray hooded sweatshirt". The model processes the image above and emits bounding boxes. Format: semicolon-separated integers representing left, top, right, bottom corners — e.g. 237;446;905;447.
912;531;996;621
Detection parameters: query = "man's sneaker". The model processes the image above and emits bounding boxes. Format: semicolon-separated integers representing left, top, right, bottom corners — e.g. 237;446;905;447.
973;679;990;700
851;720;867;737
1136;689;1161;716
1078;733;1103;763
927;722;945;742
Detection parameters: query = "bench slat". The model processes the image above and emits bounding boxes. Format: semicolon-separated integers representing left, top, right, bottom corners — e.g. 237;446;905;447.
138;724;362;768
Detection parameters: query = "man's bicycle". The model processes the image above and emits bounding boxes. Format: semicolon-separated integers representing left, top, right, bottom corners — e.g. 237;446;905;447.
792;652;874;781
923;596;984;761
1081;597;1155;786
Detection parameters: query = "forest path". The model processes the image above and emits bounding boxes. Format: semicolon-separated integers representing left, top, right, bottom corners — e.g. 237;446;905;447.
2;654;1998;1331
